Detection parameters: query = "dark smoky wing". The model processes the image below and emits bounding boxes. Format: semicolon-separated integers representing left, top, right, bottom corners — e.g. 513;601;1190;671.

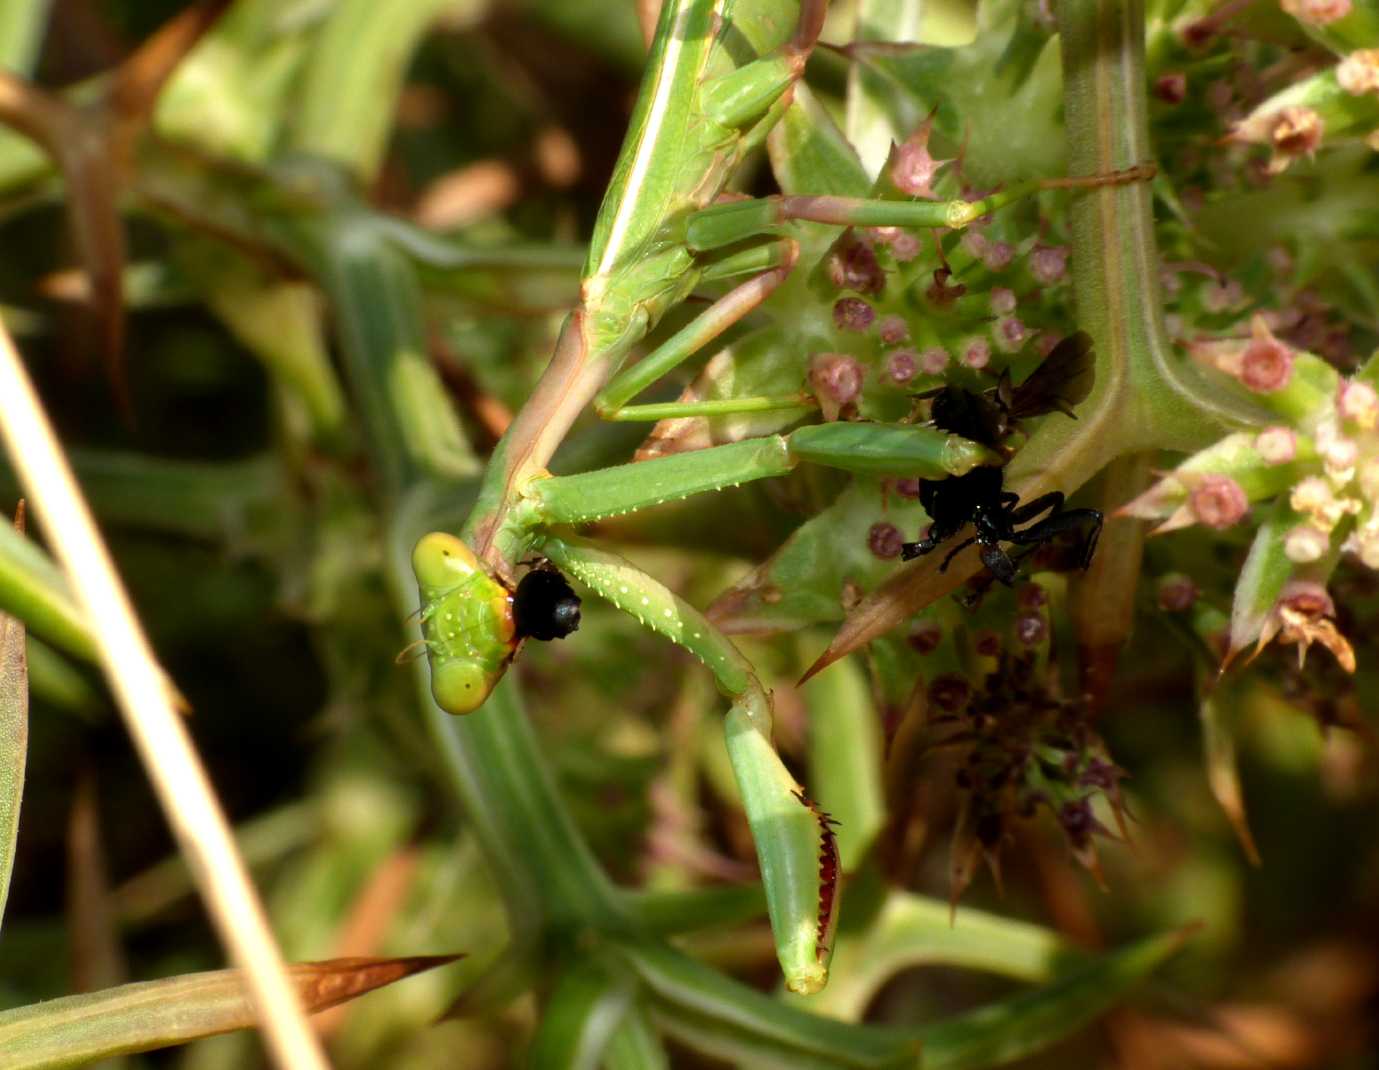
1009;330;1095;419
929;387;1005;447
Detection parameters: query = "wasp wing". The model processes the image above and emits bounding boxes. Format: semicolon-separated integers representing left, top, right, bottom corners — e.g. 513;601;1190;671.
1009;330;1095;420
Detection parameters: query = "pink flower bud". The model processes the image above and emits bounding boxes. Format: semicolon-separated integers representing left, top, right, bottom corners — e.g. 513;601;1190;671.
1359;458;1379;501
878;315;909;344
1291;476;1335;517
1280;579;1336;617
1015;614;1047;646
1157;573;1199;612
1345;525;1379;569
1285;524;1330;563
809;353;863;416
1323;436;1359;476
989;288;1017;315
884;349;918;384
889;231;921;262
1269;108;1324;173
868;521;904;558
833;297;875;332
962;338;991;369
1337;49;1379;94
907;618;942;654
1153;72;1187;104
1338;379;1379;429
983;241;1014;271
1189;474;1248;529
1030;245;1069;284
1239;318;1295;392
891;118;950;199
961;231;989;259
1281;0;1351;25
919;347;950;374
994;316;1026;352
1254;426;1298;464
827;234;885;295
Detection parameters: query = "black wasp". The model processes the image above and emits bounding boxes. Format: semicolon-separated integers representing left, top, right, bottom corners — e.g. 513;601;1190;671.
513;565;582;641
900;331;1103;585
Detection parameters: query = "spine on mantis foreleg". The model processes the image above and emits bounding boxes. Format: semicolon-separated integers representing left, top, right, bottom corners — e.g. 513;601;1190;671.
525;436;795;525
538;535;838;993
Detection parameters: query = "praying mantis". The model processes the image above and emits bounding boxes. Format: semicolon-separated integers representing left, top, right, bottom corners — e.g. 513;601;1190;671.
409;0;1153;993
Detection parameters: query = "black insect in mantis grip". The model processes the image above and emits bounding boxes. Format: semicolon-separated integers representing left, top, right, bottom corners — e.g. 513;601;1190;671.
901;331;1104;585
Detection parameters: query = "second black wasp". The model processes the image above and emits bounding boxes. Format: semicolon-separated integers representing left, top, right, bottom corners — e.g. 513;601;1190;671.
901;331;1104;585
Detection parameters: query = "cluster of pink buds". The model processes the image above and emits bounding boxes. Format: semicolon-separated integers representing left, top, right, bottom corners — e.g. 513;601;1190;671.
1121;323;1379;668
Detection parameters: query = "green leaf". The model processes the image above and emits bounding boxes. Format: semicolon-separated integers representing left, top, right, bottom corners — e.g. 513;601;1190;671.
0;579;27;931
1227;496;1299;661
916;929;1190;1069
846;0;929;176
617;938;917;1069
0;519;96;663
527;958;635;1070
291;0;457;181
1199;675;1260;864
709;479;928;633
850;0;1067;187
789;891;1075;1021
769;82;871;198
804;655;884;872
0;956;460;1069
603;1000;671;1070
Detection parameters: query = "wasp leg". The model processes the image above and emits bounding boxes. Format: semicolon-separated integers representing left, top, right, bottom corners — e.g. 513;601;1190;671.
1008;507;1104;570
900;516;964;561
1007;491;1065;525
979;540;1019;585
937;534;978;572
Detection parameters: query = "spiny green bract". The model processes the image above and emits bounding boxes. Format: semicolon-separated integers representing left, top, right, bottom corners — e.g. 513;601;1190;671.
412;532;516;715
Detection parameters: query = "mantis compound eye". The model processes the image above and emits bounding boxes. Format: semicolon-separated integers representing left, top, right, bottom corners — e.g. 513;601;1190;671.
430;657;493;716
411;532;482;588
410;532;517;716
513;568;582;641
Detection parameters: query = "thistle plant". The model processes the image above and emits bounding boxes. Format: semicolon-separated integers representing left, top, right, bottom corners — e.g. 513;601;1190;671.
0;0;1376;1067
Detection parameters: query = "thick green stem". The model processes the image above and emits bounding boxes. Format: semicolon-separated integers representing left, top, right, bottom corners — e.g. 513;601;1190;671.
1056;0;1264;452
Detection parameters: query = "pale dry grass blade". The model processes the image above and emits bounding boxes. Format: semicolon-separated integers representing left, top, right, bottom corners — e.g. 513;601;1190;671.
0;320;330;1070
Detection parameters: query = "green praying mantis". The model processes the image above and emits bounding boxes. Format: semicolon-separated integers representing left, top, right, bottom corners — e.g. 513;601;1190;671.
408;0;1154;994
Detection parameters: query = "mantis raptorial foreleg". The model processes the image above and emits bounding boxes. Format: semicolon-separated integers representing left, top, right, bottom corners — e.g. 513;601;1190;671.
518;424;998;529
538;535;838;995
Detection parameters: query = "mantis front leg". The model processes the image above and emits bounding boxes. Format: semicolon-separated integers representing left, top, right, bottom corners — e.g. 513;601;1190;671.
537;535;839;996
